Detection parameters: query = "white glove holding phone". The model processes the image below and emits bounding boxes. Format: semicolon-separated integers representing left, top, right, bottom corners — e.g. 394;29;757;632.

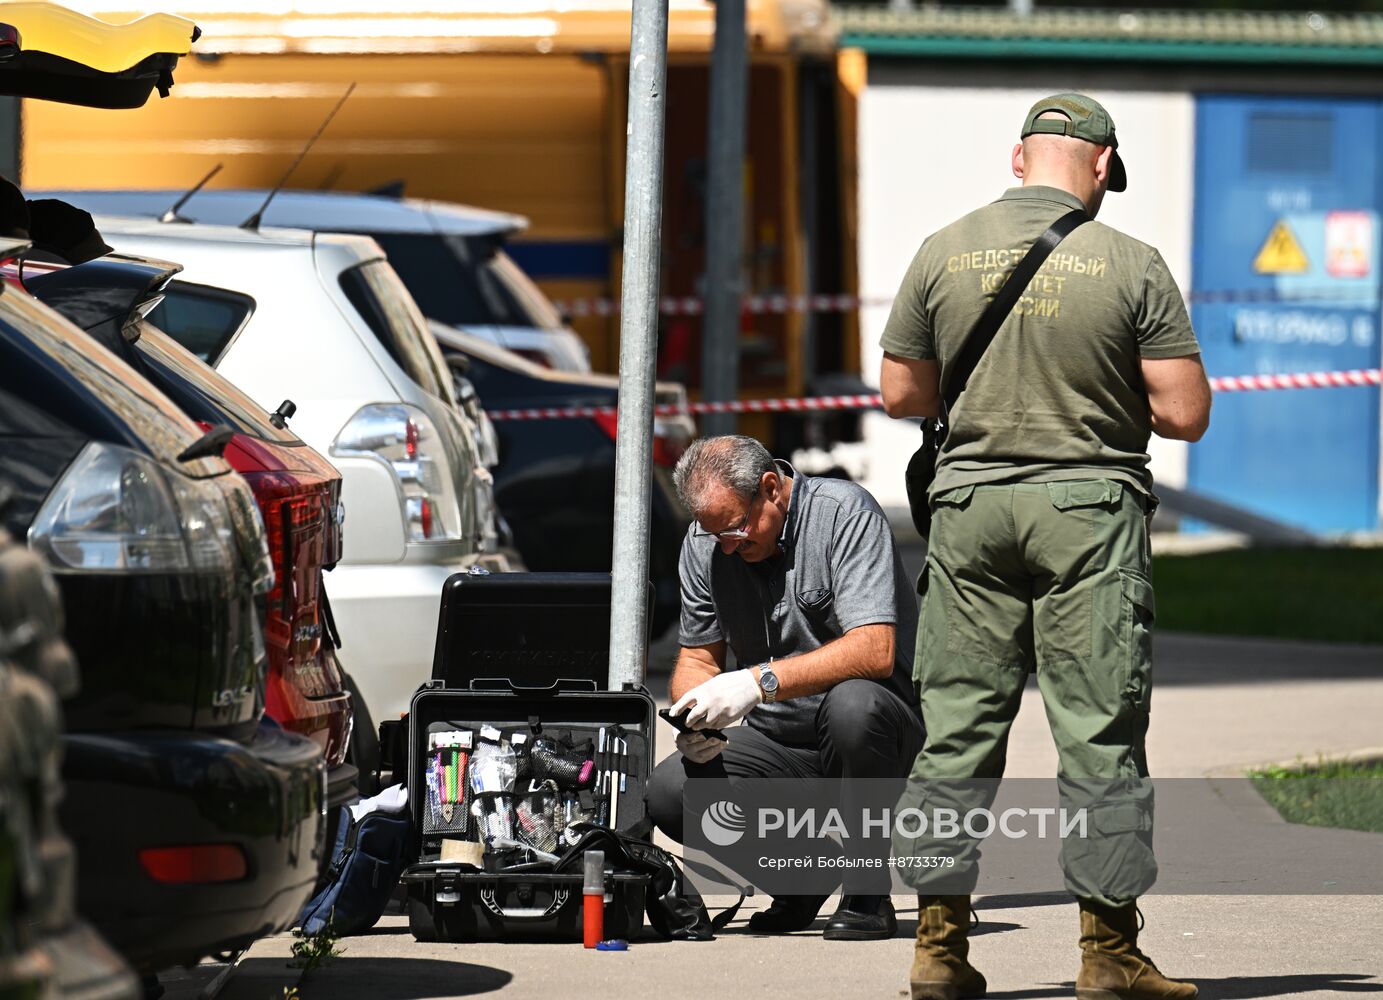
672;669;763;731
675;729;726;764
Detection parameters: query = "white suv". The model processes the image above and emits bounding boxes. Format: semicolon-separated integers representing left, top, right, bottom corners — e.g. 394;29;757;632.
44;188;593;372
95;216;489;732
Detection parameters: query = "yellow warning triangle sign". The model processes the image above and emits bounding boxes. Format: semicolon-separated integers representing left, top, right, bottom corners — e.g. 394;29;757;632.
1253;220;1310;274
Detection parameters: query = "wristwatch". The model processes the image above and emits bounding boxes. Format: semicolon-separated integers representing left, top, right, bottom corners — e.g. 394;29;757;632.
757;662;779;704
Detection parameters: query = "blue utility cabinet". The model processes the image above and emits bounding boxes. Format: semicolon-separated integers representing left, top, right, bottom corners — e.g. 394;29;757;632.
1190;95;1381;533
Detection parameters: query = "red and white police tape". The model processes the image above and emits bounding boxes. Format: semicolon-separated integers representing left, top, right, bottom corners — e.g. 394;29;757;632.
1207;368;1382;392
551;289;1378;316
485;367;1383;421
551;294;892;317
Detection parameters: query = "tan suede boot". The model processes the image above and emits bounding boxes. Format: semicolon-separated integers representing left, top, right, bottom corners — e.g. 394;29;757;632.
910;895;987;1000
1076;901;1198;1000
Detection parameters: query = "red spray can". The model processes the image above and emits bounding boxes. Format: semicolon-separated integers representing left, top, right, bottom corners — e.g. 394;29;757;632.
583;850;605;948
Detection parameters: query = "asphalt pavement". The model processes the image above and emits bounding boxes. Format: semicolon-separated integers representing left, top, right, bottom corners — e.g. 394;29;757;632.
164;538;1383;1000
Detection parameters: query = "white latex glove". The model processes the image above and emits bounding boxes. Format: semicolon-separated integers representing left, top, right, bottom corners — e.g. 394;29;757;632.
672;669;763;730
676;729;726;765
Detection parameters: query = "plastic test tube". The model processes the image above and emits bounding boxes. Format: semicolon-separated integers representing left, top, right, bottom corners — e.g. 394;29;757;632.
582;849;605;949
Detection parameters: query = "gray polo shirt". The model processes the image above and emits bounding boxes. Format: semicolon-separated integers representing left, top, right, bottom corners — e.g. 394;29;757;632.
678;461;921;748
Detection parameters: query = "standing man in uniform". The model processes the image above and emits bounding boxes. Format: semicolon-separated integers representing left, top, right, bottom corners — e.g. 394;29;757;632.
645;434;924;940
879;94;1211;999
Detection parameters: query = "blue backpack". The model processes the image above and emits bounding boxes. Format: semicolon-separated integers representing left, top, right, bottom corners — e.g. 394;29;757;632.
298;799;412;936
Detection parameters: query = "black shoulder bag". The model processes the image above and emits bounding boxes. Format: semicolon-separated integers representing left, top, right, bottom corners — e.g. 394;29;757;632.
905;209;1090;539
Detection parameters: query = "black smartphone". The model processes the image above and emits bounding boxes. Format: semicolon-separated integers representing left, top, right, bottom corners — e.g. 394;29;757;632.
658;708;727;742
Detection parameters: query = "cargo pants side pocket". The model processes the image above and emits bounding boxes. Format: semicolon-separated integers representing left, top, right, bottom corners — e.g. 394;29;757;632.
1117;568;1155;769
1117;568;1155;711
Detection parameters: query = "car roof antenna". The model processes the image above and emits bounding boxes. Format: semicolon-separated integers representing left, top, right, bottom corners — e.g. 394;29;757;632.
240;82;356;231
160;162;223;223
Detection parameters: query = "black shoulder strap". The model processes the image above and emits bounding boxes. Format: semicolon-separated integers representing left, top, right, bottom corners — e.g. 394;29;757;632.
943;208;1090;411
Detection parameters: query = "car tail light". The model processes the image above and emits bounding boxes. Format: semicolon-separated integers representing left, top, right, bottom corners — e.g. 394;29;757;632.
30;442;273;591
509;348;553;368
0;25;19;60
210;473;275;595
324;478;344;567
259;493;325;648
139;844;247;884
651;427;688;468
332;403;465;544
593;412;688;469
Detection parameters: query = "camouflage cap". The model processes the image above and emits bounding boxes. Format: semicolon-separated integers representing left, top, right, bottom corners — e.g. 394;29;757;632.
1021;93;1127;193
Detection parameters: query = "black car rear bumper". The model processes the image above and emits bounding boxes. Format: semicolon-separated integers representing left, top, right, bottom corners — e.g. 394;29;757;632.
61;721;326;972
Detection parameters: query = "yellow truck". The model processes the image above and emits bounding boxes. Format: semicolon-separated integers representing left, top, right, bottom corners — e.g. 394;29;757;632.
21;0;864;445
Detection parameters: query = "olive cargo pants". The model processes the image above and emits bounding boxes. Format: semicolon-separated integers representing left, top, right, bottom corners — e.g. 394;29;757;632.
892;480;1157;907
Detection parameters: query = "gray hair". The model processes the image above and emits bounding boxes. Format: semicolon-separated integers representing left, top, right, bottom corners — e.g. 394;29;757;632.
673;435;777;515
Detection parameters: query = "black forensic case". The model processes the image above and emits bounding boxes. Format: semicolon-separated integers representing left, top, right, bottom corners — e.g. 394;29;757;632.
400;572;657;943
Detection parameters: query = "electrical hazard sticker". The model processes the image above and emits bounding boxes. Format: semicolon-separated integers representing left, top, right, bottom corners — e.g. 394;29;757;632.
1325;211;1372;278
1253;220;1309;275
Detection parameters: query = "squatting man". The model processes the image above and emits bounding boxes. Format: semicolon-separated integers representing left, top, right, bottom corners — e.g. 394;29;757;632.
644;434;925;940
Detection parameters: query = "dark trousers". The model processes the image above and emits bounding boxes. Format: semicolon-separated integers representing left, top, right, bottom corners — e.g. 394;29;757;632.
646;678;925;894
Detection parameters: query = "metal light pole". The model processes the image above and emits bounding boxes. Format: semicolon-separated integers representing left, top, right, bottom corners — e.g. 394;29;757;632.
608;0;670;690
700;0;748;438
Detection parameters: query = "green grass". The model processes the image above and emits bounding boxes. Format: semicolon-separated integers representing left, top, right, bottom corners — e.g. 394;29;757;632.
290;923;343;976
1248;758;1383;834
1152;546;1383;644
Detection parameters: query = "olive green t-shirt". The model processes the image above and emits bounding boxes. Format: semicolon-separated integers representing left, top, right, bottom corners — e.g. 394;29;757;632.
880;185;1200;499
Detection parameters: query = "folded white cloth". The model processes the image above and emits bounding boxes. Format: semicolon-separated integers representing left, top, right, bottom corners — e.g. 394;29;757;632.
349;782;409;822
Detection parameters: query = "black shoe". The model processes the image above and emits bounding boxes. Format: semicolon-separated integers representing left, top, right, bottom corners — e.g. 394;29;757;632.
822;894;897;941
746;893;831;933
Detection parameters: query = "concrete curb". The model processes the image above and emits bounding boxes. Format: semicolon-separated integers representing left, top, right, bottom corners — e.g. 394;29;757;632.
1202;746;1383;830
1203;745;1383;779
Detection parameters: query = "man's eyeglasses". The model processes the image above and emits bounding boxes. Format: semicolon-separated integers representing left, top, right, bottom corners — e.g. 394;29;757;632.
693;489;760;542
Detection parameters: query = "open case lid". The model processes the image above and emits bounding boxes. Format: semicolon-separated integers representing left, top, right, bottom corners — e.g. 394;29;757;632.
431;572;652;691
0;4;197;109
